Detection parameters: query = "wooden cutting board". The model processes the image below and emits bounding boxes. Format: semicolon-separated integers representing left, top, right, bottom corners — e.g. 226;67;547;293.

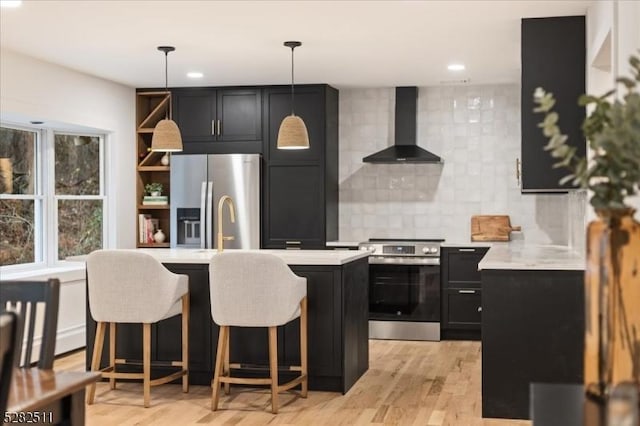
471;215;522;241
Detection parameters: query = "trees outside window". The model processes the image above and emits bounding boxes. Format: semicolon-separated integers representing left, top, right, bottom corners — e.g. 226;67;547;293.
0;125;106;267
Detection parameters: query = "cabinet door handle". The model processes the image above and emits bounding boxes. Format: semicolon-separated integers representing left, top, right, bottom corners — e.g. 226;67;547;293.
477;306;482;312
516;157;521;187
217;119;221;136
211;120;215;136
458;290;476;294
285;241;301;250
458;248;476;252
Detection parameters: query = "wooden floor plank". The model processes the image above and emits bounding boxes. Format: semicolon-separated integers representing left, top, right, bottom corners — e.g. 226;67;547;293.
54;340;530;425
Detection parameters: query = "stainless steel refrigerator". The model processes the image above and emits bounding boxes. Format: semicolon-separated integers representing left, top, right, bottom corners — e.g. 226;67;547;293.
170;154;260;249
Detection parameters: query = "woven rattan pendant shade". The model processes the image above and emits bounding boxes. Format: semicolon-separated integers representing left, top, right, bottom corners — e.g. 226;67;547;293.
277;115;309;149
152;119;183;152
277;41;309;150
151;46;183;152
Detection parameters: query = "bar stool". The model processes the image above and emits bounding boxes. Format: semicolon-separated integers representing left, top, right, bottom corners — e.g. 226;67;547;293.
209;252;307;414
86;250;189;407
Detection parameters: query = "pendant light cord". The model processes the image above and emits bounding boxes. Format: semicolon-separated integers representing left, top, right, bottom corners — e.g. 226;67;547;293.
164;51;169;119
290;46;295;115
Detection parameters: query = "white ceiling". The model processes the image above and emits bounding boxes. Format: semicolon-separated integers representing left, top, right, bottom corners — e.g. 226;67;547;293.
0;0;592;89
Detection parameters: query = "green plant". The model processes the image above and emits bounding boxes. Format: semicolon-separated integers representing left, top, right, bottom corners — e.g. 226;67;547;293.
533;54;640;210
144;182;163;195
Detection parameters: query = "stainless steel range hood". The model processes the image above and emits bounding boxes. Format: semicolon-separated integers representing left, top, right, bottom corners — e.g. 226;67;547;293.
363;87;443;164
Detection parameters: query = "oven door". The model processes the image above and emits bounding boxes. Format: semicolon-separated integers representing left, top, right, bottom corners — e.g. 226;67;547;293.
369;262;440;322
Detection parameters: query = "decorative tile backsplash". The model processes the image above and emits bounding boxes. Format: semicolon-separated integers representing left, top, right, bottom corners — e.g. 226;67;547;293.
339;85;584;244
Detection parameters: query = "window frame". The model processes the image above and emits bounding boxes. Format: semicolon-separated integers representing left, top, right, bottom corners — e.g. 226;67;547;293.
0;122;107;271
49;130;107;263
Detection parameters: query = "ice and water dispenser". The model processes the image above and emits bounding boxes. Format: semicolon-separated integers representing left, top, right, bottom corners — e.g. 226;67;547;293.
176;208;201;247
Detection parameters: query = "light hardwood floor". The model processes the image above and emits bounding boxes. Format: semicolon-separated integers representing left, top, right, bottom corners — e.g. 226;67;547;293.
55;340;531;426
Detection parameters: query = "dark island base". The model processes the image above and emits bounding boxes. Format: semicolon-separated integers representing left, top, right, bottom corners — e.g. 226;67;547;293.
481;269;584;420
86;258;369;394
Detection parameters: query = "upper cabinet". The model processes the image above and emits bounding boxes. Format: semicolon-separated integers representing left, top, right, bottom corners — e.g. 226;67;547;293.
520;16;586;192
172;87;262;154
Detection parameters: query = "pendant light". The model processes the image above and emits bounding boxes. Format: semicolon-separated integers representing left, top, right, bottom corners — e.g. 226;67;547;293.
277;41;309;150
151;46;183;152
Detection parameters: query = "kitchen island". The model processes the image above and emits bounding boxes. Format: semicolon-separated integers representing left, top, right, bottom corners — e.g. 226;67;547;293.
85;249;369;394
479;243;585;420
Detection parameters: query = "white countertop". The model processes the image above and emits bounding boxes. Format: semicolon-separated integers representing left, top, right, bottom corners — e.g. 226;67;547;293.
441;242;495;248
72;248;370;266
478;242;585;271
326;241;361;248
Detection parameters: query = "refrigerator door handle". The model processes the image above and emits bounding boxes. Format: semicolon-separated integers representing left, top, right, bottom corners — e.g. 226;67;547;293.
206;181;214;249
200;181;207;249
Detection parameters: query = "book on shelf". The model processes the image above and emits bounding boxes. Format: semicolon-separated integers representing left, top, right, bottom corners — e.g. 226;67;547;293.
142;195;168;205
138;214;160;244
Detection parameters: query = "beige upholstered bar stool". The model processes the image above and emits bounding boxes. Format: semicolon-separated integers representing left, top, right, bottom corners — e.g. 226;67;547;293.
86;250;189;407
209;252;308;414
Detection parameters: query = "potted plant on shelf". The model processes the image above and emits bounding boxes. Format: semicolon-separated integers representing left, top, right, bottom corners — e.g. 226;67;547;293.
144;182;163;197
534;54;640;402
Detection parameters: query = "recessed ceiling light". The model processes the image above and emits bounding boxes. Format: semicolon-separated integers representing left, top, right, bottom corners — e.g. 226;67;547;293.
447;63;465;71
0;0;22;8
187;72;203;79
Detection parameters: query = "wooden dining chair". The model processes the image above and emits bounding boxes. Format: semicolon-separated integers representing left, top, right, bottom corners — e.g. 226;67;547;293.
0;311;18;415
0;279;60;369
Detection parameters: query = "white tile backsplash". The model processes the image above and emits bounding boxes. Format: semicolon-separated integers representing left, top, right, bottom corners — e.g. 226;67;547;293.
339;85;586;244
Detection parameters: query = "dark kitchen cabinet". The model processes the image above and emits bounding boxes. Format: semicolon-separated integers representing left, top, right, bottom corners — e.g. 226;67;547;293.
261;85;339;249
520;16;586;192
172;87;262;154
481;269;584;419
441;246;489;340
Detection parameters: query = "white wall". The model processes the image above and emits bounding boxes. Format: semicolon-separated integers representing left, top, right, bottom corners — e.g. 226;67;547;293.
1;49;135;354
586;0;640;215
1;49;136;249
339;85;576;244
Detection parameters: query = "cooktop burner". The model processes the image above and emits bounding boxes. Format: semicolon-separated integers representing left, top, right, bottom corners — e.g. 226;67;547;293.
368;238;445;243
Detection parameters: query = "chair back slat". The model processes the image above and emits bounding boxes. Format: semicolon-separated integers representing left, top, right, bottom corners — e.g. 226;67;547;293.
24;302;37;368
0;311;18;414
0;279;60;369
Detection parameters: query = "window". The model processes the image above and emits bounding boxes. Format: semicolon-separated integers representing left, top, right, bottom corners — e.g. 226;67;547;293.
0;125;106;268
0;126;39;266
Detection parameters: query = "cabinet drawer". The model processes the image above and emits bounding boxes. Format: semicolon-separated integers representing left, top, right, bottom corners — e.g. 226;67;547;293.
445;248;488;285
445;288;482;329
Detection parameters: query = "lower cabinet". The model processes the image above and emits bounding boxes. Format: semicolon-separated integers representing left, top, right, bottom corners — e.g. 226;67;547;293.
441;246;489;340
444;288;482;329
481;269;584;420
85;258;369;394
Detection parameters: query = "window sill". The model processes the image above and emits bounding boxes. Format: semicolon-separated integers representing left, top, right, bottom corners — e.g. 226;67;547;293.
0;262;86;283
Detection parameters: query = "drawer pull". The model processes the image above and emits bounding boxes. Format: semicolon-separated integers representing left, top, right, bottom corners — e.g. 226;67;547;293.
285;241;301;250
477;306;482;312
458;248;476;252
458;290;476;294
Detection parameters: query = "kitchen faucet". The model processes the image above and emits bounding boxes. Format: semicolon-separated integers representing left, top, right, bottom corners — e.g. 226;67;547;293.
217;195;236;253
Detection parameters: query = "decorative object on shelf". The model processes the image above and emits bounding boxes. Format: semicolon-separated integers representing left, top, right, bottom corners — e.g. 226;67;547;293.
160;153;170;166
144;182;163;197
534;54;640;402
277;41;309;150
151;46;183;152
153;228;166;243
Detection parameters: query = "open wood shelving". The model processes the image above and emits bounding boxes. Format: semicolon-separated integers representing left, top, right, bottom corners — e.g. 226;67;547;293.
136;90;172;248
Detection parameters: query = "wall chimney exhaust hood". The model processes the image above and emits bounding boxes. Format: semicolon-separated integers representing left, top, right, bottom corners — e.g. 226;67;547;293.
363;87;443;164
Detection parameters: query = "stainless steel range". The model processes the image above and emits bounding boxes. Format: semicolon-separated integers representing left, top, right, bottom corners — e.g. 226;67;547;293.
359;238;443;341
